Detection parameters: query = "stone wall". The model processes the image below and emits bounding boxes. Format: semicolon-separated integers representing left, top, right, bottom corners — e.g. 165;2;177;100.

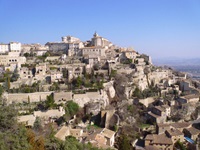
46;43;69;52
4;92;52;104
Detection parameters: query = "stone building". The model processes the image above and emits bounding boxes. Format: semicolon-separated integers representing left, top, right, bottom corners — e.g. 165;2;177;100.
165;128;184;143
0;42;21;53
50;70;63;82
46;36;83;55
0;55;26;66
0;43;9;53
19;67;33;79
62;36;80;43
55;126;84;141
85;128;115;148
91;32;112;48
147;105;171;124
80;47;106;57
145;134;173;150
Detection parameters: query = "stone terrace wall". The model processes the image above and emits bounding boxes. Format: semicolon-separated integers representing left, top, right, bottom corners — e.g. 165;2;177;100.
4;92;52;104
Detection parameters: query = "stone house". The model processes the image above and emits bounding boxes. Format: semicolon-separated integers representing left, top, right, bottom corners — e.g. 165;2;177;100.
176;94;199;105
34;50;48;56
170;122;191;132
34;63;47;80
99;128;115;147
0;55;26;66
179;80;191;92
156;122;191;135
147;105;171;124
55;126;84;141
165;128;184;143
156;123;171;134
80;47;106;57
67;65;84;81
19;67;33;79
85;128;115;148
50;70;63;82
145;134;173;150
147;112;165;124
152;105;171;117
183;127;200;141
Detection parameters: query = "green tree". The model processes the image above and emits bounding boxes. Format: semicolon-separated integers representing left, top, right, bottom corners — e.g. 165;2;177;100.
76;76;82;88
0;85;3;97
0;106;30;149
65;101;79;118
24;52;30;57
50;82;60;91
33;117;43;132
174;140;186;150
110;69;117;78
7;76;10;90
11;69;19;82
45;94;55;109
0;105;18;131
118;135;131;150
28;96;30;103
133;87;143;98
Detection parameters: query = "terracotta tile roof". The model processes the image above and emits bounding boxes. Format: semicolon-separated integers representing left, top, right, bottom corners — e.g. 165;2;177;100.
100;128;115;139
55;126;69;141
157;123;170;127
166;128;184;136
153;134;173;145
145;134;153;140
185;127;200;135
146;134;173;145
170;122;191;129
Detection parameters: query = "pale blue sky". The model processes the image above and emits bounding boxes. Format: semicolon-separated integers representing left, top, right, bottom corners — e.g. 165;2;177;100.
0;0;200;59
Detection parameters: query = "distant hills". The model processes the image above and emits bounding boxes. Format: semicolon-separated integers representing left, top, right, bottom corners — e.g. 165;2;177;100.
153;58;200;66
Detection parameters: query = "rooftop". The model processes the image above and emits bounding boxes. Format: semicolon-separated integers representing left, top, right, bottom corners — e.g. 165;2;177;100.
183;94;199;99
166;128;183;136
184;127;200;135
55;126;69;141
100;128;115;139
170;122;191;129
145;134;173;145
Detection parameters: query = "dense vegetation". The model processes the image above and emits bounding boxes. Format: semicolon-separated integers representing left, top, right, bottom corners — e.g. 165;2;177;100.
0;104;113;150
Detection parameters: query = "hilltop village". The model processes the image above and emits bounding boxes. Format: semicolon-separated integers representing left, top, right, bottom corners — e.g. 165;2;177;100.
0;33;200;150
